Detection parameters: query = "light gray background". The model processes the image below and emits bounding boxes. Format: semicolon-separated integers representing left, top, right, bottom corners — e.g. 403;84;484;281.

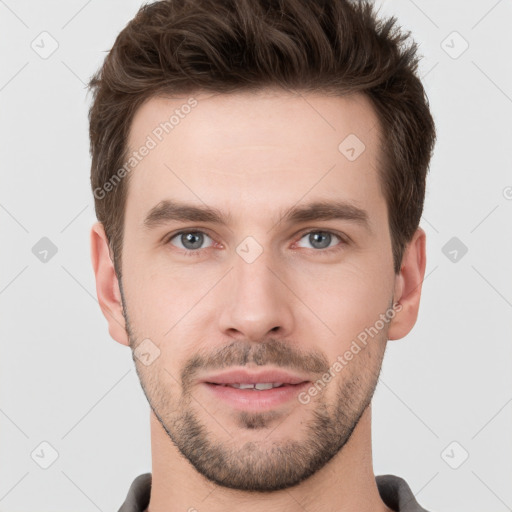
1;0;511;511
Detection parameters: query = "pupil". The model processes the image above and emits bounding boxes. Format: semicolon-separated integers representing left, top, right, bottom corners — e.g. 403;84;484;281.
310;232;331;249
183;232;203;249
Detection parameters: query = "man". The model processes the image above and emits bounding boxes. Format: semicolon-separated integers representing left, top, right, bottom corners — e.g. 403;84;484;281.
88;0;436;510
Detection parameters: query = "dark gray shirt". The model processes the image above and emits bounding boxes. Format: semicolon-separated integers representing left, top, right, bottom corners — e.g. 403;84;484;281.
118;473;430;511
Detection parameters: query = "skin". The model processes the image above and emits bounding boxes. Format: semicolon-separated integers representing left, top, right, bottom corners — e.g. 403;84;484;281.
91;89;426;512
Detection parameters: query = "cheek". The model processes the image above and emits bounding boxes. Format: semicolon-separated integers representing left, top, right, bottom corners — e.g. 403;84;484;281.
290;261;393;342
120;257;215;369
121;240;182;334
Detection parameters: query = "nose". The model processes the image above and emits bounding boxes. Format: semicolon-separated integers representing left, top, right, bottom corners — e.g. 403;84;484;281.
218;249;295;342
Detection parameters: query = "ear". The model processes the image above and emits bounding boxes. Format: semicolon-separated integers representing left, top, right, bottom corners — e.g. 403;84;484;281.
387;227;427;341
90;222;129;346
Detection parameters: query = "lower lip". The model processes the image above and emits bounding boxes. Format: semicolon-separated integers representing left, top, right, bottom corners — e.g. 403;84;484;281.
202;382;310;411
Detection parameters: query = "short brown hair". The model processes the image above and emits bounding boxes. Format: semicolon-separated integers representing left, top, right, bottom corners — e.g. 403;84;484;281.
88;0;436;277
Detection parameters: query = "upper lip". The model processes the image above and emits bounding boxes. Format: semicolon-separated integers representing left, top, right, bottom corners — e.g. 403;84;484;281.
201;368;311;385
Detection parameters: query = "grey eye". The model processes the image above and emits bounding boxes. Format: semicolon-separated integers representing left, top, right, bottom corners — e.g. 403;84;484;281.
170;231;213;250
297;231;340;250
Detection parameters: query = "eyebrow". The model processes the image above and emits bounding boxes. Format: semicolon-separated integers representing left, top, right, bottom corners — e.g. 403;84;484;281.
143;199;371;232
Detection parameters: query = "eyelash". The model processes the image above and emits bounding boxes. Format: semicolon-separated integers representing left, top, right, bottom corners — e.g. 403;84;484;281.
164;229;349;257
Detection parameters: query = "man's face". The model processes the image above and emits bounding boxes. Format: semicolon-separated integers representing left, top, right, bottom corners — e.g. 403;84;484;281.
120;90;397;491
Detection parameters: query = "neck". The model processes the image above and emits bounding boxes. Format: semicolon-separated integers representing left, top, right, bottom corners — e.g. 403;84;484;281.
146;405;393;512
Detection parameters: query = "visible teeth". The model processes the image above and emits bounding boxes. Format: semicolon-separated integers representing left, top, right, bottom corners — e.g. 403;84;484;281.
238;383;257;389
227;382;284;390
255;383;274;390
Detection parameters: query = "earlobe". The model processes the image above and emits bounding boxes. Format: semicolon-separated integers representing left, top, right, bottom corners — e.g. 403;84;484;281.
387;227;427;341
90;222;129;346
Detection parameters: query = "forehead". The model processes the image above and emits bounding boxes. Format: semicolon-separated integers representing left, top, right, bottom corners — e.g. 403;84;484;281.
125;90;385;227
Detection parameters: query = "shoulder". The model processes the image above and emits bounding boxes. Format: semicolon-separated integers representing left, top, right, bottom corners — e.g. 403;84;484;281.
376;474;431;512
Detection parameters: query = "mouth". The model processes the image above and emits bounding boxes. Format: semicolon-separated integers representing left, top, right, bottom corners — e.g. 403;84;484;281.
201;377;311;411
208;382;295;390
199;368;313;410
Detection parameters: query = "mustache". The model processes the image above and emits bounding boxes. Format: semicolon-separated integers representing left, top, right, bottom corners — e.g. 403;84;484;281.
181;339;329;388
